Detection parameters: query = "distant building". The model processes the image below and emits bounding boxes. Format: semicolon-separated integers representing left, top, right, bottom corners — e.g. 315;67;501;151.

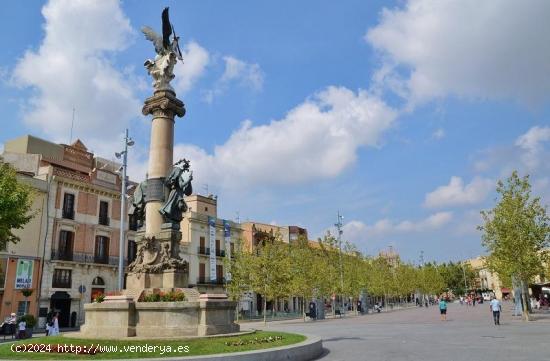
467;257;507;299
3;135;137;328
179;194;242;293
379;246;400;268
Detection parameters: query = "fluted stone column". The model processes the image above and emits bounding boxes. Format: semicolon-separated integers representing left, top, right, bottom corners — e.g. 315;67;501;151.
141;90;185;236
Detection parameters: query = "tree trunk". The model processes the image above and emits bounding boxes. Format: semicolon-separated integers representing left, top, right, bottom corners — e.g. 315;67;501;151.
520;282;530;322
302;296;306;322
263;297;267;325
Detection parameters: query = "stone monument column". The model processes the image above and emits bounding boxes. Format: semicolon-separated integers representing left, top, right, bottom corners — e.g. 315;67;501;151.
142;90;185;236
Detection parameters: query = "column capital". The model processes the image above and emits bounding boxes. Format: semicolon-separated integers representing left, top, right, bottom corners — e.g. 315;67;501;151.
142;90;185;118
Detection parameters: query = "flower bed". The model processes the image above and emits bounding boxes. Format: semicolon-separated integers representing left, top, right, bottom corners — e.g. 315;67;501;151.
140;290;186;302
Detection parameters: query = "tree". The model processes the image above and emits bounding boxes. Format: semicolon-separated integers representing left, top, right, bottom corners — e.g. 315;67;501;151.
438;262;476;295
224;240;252;322
289;236;320;321
247;236;291;324
479;171;550;321
0;160;35;249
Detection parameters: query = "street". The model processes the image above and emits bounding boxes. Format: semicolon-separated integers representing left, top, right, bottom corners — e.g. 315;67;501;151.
249;302;550;361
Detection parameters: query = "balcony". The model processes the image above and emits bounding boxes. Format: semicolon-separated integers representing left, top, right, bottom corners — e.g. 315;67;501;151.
198;246;210;255
51;250;126;267
216;249;226;257
62;209;74;220
98;215;110;226
94;255;109;264
196;277;226;285
51;249;73;261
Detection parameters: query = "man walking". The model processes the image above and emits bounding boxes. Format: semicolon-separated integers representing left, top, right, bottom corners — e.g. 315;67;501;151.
490;296;501;325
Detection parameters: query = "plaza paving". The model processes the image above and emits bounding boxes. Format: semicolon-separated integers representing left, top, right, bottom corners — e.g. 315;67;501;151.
248;302;550;361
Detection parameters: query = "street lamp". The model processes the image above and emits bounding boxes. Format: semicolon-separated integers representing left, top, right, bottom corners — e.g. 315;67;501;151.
115;129;134;291
335;212;344;314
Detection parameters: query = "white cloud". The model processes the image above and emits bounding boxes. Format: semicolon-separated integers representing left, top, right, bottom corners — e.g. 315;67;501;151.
173;41;210;94
176;86;397;188
366;0;550;106
424;176;493;208
13;0;140;146
221;56;263;90
203;56;264;103
343;211;453;240
432;128;445;140
515;126;550;169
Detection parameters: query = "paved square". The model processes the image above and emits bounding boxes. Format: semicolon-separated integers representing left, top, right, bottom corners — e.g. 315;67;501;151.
249;302;550;361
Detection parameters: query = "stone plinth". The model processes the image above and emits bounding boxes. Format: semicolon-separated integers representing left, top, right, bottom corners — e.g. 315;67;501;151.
198;294;240;336
135;302;199;337
80;296;136;338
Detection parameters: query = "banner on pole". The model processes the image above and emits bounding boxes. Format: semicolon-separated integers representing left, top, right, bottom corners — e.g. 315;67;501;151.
208;216;217;281
223;220;232;281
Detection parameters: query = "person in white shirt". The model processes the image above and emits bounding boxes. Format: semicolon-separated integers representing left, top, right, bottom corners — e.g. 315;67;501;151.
17;320;26;339
490;296;502;325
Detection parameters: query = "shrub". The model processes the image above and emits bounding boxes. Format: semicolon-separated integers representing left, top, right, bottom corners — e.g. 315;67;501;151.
18;314;36;328
94;294;105;303
140;291;186;302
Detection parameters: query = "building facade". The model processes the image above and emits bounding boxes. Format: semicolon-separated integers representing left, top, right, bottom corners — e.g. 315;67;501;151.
0;173;48;321
3;135;137;328
179;194;241;293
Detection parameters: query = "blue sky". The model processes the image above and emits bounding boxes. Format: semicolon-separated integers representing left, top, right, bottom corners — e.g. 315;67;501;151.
1;0;549;262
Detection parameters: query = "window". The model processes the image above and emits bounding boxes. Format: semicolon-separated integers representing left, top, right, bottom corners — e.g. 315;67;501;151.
128;214;138;231
216;265;223;283
57;231;74;261
94;236;109;264
0;258;6;289
98;201;109;226
204;207;208;212
17;301;30;316
52;269;71;288
127;240;137;263
198;263;205;283
62;193;75;219
198;237;207;254
92;276;105;286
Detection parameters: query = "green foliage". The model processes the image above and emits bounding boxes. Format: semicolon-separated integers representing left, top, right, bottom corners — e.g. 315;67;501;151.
140;291;186;302
225;240;252;302
479;171;550;288
0;160;35;249
437;262;476;295
18;314;36;328
21;288;33;298
94;294;105;303
479;171;550;319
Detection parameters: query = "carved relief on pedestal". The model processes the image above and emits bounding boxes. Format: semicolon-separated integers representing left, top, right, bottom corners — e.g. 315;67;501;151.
127;236;188;278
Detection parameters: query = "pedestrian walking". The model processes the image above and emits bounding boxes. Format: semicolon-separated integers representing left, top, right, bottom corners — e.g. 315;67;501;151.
490;296;501;325
439;296;448;321
47;312;60;336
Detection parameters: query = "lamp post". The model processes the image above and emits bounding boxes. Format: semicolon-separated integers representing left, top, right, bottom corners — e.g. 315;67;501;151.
335;212;344;314
115;129;134;291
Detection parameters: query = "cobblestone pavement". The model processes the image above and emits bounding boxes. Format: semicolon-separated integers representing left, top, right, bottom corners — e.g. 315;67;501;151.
246;302;550;361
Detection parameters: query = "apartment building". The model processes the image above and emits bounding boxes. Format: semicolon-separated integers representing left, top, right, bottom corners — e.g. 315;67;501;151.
3;135;137;327
179;194;241;293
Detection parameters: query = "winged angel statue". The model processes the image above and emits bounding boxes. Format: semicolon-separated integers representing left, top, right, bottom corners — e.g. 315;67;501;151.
142;7;183;92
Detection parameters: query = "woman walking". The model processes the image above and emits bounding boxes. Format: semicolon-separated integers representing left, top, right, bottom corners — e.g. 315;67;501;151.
439;296;448;321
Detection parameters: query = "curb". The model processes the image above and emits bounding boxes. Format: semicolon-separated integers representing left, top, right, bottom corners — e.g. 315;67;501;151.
115;334;323;361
